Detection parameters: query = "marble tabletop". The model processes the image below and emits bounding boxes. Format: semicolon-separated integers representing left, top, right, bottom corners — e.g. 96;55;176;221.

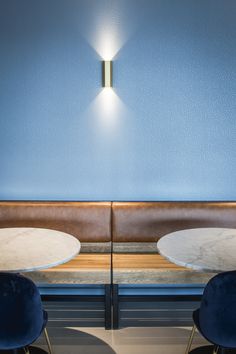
0;227;80;272
157;228;236;273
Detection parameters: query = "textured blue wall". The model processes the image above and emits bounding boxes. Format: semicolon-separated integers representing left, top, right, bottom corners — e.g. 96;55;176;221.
0;0;236;200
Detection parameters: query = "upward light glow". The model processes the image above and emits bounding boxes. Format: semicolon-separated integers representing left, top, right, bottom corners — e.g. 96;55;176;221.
94;30;123;60
77;1;137;60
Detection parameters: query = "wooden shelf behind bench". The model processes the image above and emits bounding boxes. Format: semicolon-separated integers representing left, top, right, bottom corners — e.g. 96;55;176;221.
28;254;111;285
113;254;185;269
49;254;111;270
112;254;214;285
28;253;213;286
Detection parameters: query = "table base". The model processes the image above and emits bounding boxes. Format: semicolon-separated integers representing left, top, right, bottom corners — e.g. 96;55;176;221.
190;345;236;354
0;347;48;354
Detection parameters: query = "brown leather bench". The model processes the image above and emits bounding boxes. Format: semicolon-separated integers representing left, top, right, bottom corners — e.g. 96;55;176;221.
1;201;236;329
0;201;112;328
112;202;236;327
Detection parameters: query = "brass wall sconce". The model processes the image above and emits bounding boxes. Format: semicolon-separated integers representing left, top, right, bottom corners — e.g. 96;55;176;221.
102;61;112;87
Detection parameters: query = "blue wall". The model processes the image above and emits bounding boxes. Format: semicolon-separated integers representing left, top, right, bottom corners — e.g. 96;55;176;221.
0;0;236;201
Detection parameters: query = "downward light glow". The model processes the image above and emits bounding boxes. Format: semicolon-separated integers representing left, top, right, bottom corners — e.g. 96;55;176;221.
86;87;128;134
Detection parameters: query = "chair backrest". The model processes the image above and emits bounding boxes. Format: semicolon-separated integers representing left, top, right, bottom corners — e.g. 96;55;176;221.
0;273;44;350
199;270;236;348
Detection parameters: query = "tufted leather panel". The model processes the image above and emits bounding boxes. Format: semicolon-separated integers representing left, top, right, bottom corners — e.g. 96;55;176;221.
0;201;111;242
112;202;236;242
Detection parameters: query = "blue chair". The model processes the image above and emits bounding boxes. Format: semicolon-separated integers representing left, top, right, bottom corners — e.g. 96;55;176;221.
0;272;53;354
185;270;236;354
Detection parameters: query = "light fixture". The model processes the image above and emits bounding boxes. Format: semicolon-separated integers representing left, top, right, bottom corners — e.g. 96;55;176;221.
102;61;112;88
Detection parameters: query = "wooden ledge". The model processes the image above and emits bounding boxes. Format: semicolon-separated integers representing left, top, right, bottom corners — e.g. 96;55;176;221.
112;254;214;285
28;254;111;285
113;254;186;269
43;254;111;271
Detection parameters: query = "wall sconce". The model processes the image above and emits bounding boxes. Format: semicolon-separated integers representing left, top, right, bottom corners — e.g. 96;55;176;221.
102;61;112;88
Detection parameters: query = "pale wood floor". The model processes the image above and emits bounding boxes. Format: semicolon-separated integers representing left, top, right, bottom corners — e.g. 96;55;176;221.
32;300;210;354
35;326;208;354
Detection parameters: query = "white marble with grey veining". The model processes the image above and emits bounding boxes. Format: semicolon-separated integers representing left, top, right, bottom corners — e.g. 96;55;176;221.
157;228;236;273
0;227;80;273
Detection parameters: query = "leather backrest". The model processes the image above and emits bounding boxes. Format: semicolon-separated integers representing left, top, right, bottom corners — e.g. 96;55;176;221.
2;201;236;243
0;202;111;242
112;202;236;242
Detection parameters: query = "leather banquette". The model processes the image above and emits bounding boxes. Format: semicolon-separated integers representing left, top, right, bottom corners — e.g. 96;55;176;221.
0;201;111;284
112;202;236;284
1;201;236;286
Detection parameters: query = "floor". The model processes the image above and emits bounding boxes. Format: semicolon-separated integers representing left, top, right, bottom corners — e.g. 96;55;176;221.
35;326;208;354
32;298;210;354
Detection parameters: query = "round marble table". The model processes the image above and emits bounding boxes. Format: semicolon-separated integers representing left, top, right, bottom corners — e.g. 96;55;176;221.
157;227;236;273
0;227;80;354
157;227;236;354
0;227;80;272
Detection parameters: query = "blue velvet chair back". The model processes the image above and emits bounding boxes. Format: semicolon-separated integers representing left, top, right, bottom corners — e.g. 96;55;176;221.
199;270;236;348
0;272;44;350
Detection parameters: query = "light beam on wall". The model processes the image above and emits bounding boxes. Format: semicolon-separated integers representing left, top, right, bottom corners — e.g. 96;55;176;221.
75;2;136;131
85;87;129;134
77;0;139;60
